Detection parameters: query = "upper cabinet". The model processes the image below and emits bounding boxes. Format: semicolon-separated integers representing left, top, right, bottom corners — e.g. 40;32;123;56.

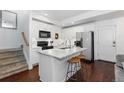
0;10;17;29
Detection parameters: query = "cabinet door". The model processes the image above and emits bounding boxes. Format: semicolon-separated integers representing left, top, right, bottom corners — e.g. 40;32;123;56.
98;25;116;62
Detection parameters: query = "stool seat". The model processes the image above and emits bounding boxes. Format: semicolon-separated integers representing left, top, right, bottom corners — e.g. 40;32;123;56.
68;57;80;63
68;54;85;63
77;54;85;59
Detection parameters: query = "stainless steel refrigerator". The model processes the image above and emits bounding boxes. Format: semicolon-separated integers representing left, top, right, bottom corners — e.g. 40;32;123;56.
76;31;94;61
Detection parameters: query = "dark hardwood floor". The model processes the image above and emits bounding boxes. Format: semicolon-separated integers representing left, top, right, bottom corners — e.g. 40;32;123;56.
0;66;39;82
0;60;115;82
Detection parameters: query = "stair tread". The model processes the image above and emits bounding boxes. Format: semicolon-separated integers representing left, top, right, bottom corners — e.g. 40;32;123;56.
0;52;23;59
0;48;22;53
0;66;28;79
0;48;28;79
0;50;23;55
0;55;26;66
0;62;28;75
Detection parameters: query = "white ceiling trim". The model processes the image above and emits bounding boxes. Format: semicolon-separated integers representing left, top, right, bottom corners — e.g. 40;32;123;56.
31;12;61;26
61;10;124;27
31;10;124;28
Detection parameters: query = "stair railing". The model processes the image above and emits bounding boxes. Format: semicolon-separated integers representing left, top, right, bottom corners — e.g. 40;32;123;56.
21;32;29;47
21;32;29;69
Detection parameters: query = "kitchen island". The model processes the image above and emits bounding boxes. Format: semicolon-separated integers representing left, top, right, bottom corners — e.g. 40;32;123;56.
38;47;87;82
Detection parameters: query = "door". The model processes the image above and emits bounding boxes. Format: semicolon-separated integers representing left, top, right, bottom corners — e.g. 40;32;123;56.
98;25;116;62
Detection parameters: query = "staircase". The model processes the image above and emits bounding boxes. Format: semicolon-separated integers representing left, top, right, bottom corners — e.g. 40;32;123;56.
0;48;28;79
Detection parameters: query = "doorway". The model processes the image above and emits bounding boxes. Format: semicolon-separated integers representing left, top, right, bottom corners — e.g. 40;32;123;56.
98;25;116;62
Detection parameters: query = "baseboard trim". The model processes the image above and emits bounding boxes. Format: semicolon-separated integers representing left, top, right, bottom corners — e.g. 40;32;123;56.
96;59;116;64
84;59;94;64
33;63;39;67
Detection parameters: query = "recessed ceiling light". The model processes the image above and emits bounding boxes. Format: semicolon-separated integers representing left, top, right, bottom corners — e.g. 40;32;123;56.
71;22;74;24
44;13;48;16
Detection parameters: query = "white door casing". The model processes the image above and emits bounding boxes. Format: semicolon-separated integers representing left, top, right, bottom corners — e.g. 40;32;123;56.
98;25;116;62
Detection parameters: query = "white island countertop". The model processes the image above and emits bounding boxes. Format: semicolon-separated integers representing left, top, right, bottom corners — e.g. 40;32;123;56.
38;47;87;60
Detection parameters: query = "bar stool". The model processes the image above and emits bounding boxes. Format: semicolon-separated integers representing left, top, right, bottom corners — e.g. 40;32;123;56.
77;54;88;81
66;56;82;81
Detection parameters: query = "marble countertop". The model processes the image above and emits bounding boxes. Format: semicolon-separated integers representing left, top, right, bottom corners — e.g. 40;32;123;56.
38;47;87;60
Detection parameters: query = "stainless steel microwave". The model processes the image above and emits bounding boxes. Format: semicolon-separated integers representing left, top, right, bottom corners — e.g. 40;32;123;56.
39;30;51;38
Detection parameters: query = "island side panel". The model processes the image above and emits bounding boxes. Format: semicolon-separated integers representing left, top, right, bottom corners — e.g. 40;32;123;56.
52;58;68;82
38;51;81;82
39;54;55;82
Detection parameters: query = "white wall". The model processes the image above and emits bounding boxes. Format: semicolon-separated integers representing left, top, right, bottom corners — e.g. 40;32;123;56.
30;14;62;67
0;28;21;49
18;11;124;68
62;23;96;40
0;11;21;49
18;11;30;44
17;10;31;69
31;19;62;41
62;23;97;59
61;10;119;27
61;17;124;60
95;18;124;55
116;17;124;54
62;25;84;41
0;10;31;69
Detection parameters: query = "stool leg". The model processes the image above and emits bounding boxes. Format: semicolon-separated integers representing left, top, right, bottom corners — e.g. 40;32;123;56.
76;63;78;81
66;63;70;81
77;62;80;81
74;63;76;80
84;62;87;81
74;63;76;77
70;62;73;80
66;62;82;82
79;62;83;81
70;63;78;81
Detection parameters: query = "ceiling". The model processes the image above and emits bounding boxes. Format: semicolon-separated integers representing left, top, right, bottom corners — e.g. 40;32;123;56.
32;10;124;27
33;10;91;21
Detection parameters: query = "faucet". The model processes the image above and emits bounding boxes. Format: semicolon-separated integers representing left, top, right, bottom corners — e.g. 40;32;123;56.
65;39;71;48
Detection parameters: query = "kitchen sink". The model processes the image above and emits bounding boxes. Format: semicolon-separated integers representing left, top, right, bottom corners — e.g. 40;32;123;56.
59;47;71;49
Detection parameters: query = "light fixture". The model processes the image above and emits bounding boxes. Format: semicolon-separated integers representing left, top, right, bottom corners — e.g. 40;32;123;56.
71;21;74;24
62;24;65;26
44;13;48;16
